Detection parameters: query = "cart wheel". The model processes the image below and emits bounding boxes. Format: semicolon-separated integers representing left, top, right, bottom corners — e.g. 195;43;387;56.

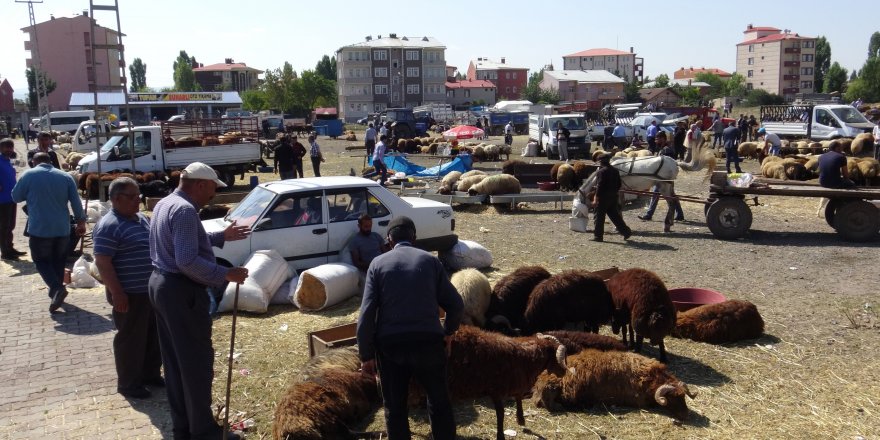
220;170;236;189
706;197;752;240
834;200;880;241
824;199;843;229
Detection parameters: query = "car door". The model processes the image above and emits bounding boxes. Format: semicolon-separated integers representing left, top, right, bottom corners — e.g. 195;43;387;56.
811;108;837;139
325;187;393;263
249;190;329;271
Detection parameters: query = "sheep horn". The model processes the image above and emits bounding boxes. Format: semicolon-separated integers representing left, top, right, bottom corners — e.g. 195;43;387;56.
537;334;570;372
654;384;676;406
679;381;697;399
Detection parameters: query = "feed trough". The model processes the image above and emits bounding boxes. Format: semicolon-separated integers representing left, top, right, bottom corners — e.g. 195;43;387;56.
668;287;727;312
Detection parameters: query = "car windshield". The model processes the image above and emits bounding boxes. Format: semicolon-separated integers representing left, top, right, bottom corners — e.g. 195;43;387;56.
830;107;870;124
226;187;276;227
550;118;586;130
100;134;127;153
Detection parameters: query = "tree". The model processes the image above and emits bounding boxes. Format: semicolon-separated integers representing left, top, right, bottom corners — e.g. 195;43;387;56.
823;62;848;95
129;57;147;92
654;74;670;88
623;78;641;102
522;69;545;103
241;89;269;111
539;87;560;105
693;72;727;99
744;89;784;106
845;57;880;102
25;67;57;108
849;70;858;81
679;87;702;106
868;31;880;59
173;50;199;91
724;73;747;97
814;36;830;93
299;70;337;109
315;55;337;81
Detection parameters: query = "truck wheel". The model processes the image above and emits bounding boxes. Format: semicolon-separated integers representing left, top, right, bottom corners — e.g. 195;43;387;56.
824;199;843;229
706;197;752;240
220;170;236;188
834;200;879;241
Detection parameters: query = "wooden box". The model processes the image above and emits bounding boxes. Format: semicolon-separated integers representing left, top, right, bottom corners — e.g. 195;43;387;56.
308;322;357;358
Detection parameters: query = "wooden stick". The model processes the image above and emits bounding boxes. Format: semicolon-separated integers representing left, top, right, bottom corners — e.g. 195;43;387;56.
222;282;241;437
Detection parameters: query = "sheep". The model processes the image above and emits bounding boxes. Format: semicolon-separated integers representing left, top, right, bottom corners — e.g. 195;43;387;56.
467;174;521;196
549;163;561;181
784;161;811;181
804;156;820;175
672;300;764;344
795;140;810;154
485;265;552;333
498;144;512;160
405;139;418;152
472;145;487;162
523;269;614;335
273;369;380;440
396;138;407;150
762;155;782;166
851;133;874;156
168;170;182;189
761;161;786;180
455;174;487;193
532;349;697;422
65;152;86;169
572;160;591;181
606;268;676;363
556;163;577;192
434;326;570;440
459;169;486;179
198;204;231;221
847;158;864;183
438;171;462;194
856;158;880;179
837;138;854;155
501;159;527;176
484;144;500;161
543;330;628;354
451;268;492;327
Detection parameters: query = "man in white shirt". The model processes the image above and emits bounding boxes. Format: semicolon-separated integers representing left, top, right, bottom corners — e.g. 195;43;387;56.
372;135;389;185
873;123;880;161
757;127;781;157
364;123;377;157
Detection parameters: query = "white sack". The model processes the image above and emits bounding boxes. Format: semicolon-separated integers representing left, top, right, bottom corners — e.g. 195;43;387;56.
218;281;269;314
245;249;291;295
269;272;299;305
293;263;360;311
68;254;99;288
439;239;493;270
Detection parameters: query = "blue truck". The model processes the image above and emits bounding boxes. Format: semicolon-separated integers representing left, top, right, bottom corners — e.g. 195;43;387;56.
486;111;529;135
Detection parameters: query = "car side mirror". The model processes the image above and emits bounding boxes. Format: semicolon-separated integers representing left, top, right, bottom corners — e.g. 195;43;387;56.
252;217;272;231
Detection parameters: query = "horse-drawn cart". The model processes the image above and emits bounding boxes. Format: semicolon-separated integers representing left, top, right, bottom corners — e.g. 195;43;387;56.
705;171;880;241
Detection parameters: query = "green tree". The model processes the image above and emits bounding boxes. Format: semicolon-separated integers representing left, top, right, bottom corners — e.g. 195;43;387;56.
262;62;300;114
823;62;848;95
724;73;747;97
744;89;784;106
623;78;641;102
299;70;337;109
679;87;702;106
845;57;880;102
693;72;727;99
241;89;269;111
522;69;545;103
538;87;560;105
315;55;337;81
849;70;858;81
814;36;830;93
25;67;57;108
173;50;199;91
129;57;147;92
654;73;670;88
868;31;880;58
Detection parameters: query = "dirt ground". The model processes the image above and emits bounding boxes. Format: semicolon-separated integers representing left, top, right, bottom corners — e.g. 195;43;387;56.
199;133;880;439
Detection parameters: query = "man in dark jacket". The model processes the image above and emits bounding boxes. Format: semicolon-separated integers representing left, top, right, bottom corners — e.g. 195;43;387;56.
273;136;296;179
357;216;464;440
591;154;631;242
722;122;742;173
27;132;61;168
673;122;687;160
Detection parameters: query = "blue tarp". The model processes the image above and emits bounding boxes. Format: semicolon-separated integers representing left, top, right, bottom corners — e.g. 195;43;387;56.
369;154;472;177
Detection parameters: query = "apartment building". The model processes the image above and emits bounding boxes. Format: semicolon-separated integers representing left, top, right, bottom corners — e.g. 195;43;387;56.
445;79;496;107
540;70;625;111
735;25;816;99
21;12;122;111
674;67;732;80
336;34;446;122
194;59;262;92
562;48;643;82
466;58;528;101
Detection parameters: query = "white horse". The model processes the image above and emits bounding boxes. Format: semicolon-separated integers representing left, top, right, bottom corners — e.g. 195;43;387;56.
575;143;714;229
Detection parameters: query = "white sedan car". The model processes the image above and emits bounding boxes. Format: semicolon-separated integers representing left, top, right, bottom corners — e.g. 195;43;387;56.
203;176;458;271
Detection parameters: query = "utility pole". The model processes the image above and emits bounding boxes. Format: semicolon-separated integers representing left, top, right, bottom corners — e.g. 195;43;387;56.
17;0;51;131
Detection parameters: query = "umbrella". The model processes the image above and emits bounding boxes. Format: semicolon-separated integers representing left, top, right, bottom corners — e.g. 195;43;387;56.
442;125;485;140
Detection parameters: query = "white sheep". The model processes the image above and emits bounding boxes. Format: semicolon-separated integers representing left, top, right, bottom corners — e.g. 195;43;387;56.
450;268;492;327
467;174;521;196
456;174;488;192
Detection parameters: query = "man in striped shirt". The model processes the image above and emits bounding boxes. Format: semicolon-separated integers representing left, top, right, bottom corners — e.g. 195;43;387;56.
93;177;162;400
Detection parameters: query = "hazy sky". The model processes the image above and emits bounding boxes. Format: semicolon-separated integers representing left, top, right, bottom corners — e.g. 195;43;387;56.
2;0;876;99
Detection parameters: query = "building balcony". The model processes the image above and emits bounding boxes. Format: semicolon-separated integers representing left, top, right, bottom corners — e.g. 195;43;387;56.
784;47;801;54
783;87;799;94
783;74;800;80
783;61;801;67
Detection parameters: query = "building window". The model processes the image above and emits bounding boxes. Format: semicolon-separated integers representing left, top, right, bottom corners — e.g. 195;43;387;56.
512;86;517;94
392;76;399;85
406;84;420;94
373;50;388;61
802;54;814;62
801;81;813;89
746;83;753;91
506;87;511;93
405;50;419;61
505;72;510;79
374;103;386;112
748;44;754;52
84;32;90;46
392;92;399;102
801;67;813;75
406;67;419;77
374;67;387;77
747;57;754;65
464;90;470;98
374;85;388;94
802;40;814;48
747;70;753;78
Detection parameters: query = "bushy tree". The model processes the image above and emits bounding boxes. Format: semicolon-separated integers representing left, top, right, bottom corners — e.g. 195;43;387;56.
823;62;848;95
25;67;56;108
868;31;880;59
678;87;702;105
654;73;670;88
845;57;880;102
693;72;728;99
315;55;337;81
744;89;784;106
724;73;747;97
523;69;545;103
241;89;268;111
623;78;641;102
129;57;147;92
814;36;830;93
172;50;199;91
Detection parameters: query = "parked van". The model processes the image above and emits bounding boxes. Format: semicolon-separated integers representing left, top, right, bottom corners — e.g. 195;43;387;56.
760;104;876;140
39;110;95;134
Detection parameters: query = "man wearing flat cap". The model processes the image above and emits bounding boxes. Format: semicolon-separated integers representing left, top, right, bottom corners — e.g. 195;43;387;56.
148;162;250;439
357;216;464;440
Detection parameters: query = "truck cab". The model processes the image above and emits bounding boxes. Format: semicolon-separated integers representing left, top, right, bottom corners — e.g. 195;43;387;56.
760;104;876;140
529;111;591;159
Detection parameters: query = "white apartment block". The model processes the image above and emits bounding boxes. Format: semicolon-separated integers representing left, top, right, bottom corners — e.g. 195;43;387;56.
561;48;643;82
736;25;816;100
336;34;446;122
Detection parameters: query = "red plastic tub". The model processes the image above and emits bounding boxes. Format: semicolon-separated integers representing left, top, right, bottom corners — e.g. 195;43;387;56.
668;288;727;312
537;181;558;191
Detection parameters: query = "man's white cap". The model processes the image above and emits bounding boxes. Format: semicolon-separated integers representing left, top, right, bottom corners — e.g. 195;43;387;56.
181;162;226;188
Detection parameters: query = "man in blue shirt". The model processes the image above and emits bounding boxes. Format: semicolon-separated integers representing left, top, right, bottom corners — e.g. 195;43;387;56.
0;138;25;261
364;123;377;157
12;152;86;312
93;177;162;400
357;216;464;440
646;120;659;154
148;162;250;440
818;141;855;188
372;135;389;185
612;122;628;149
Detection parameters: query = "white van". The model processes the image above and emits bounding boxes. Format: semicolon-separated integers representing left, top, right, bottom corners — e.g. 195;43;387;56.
39;110;95;134
760;105;876;140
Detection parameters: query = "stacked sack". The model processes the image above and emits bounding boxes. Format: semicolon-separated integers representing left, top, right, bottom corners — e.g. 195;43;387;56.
218;250;291;314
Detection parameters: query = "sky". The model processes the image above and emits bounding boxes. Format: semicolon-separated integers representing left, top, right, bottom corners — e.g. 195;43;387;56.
2;0;877;100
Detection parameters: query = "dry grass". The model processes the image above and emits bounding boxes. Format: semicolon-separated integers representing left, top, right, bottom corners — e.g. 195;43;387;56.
197;135;880;439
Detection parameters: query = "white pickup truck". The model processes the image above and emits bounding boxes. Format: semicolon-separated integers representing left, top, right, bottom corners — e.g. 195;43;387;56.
203;176;458;271
760;104;876;140
76;118;262;187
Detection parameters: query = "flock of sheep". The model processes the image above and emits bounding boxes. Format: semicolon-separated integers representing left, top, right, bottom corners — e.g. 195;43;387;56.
272;267;765;440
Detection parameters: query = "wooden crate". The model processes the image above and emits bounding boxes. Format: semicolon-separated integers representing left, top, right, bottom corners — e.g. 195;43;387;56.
308;322;357;358
590;266;620;281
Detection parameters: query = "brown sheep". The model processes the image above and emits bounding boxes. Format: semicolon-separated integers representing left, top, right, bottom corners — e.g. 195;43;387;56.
168;170;182;189
809;142;823;155
549;163;561;181
672;300;764;344
532;349;697;422
485;265;552;333
405;139;418;152
556;163;577;192
837;138;854;155
607;268;677;363
198;204;231;221
396;138;407;150
502;159;527;176
472;145;487;162
856;158;880;179
851;133;874;156
544;330;628;354
524;269;614;335
572;160;591;181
